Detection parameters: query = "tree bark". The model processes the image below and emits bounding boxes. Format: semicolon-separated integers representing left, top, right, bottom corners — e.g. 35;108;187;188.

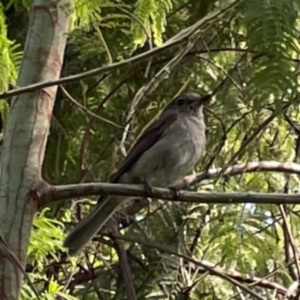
0;1;70;298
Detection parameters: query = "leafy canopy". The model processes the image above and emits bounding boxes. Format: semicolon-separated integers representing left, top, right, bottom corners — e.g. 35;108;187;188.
2;0;300;298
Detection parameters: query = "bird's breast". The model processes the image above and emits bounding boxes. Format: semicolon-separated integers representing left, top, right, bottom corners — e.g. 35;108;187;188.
127;115;206;187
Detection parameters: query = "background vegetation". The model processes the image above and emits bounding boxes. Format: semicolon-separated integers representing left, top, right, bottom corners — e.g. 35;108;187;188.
1;0;300;299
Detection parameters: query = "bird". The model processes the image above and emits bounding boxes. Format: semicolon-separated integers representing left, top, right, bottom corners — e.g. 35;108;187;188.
64;92;211;255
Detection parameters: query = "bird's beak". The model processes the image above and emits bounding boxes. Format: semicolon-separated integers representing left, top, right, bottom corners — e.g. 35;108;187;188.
191;94;212;108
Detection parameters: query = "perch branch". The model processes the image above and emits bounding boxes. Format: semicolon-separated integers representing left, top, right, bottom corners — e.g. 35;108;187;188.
41;183;300;205
40;160;300;205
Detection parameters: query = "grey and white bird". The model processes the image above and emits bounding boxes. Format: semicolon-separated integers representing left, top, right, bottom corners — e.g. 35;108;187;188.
64;92;210;255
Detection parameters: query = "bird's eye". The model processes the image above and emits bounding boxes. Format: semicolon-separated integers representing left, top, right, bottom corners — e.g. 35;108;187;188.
177;98;186;106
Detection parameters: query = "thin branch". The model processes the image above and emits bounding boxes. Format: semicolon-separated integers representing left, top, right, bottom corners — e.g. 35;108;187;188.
3;44;300;100
1;42;176;99
92;22;113;65
184;160;300;186
60;86;123;128
226;101;291;166
196;55;244;95
189;262;288;297
279;114;300;281
119;39;198;156
108;220;137;300
279;205;300;279
35;250;298;297
0;2;237;99
78;72;136;179
116;6;151;42
113;236;267;300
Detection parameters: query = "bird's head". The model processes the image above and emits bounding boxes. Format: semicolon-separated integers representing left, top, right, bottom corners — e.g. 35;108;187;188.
165;92;211;117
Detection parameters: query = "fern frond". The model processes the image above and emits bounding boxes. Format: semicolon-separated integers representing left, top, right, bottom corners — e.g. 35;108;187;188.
0;4;22;92
72;0;116;29
150;0;173;46
243;0;299;96
132;0;173;47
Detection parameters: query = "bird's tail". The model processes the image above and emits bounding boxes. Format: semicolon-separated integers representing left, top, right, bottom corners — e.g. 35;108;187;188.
64;196;126;256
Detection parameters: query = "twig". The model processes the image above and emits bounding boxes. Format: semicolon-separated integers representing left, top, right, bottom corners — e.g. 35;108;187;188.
226;101;291;166
280;114;300;281
279;205;300;279
196;55;244;95
93;22;113;65
60;86;123;128
0;1;238;100
119;40;197;156
109;220;137;300
117;6;152;42
78;72;137;178
52;251;299;297
184;160;300;185
113;235;267;300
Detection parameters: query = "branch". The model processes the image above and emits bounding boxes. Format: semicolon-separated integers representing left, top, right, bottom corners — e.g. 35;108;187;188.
0;1;238;100
225;102;291;166
119;38;198;156
66;242;288;297
41;183;300;205
40;160;300;205
184;261;287;296
185;160;300;185
1;43;176;99
108;220;137;300
114;236;267;300
60;86;123;128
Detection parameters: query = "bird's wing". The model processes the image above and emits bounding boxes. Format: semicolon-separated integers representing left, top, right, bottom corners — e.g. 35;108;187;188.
109;112;178;183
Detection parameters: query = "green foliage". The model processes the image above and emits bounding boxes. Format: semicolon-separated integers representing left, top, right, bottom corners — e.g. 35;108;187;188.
21;209;70;299
28;208;65;267
132;0;173;46
72;0;103;29
22;277;78;300
0;3;22;92
242;0;299;97
2;0;300;298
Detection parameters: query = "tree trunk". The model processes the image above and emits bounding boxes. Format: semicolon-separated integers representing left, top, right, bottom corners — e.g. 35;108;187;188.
0;1;70;298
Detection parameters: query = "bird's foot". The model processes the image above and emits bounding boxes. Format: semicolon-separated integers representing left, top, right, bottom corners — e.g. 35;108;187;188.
168;186;180;199
143;181;154;195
